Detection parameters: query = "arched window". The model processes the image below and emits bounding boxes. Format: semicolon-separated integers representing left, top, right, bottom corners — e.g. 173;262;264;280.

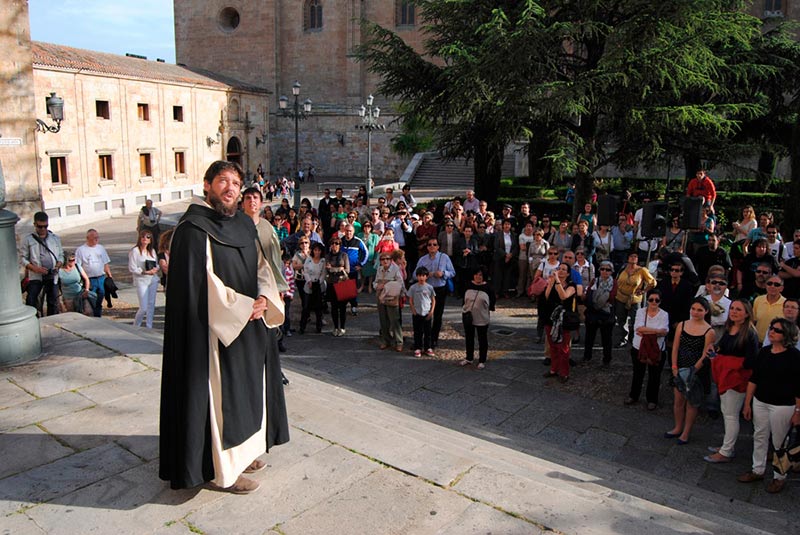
396;0;415;27
304;0;323;31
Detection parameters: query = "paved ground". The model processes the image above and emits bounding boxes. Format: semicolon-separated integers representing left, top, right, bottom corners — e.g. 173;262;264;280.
2;195;798;534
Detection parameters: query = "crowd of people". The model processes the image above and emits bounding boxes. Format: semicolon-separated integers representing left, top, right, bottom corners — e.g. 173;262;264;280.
19;164;800;494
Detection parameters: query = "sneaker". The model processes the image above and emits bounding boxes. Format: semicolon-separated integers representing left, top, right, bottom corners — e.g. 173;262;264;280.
459;359;471;367
340;329;346;336
737;471;764;483
333;329;340;337
351;306;358;316
476;363;485;370
414;350;422;357
425;349;435;357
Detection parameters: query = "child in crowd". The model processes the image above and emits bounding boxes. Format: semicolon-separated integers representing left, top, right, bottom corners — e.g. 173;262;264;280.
408;266;436;358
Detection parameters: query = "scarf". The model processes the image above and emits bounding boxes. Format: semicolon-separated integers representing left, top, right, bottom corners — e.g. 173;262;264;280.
592;277;615;312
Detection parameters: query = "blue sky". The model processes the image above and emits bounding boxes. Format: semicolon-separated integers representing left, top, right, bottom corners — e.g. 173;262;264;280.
29;0;176;63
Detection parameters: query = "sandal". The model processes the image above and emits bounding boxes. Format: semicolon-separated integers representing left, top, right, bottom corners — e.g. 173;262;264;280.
244;459;266;473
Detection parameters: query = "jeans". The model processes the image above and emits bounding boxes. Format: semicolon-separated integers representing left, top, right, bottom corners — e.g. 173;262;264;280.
89;276;106;317
751;399;794;479
133;274;158;328
412;314;432;351
283;296;293;332
463;314;488;363
378;302;402;346
718;390;746;458
26;277;59;316
614;301;636;344
584;321;613;362
546;326;571;377
331;301;347;330
431;285;448;347
628;348;664;403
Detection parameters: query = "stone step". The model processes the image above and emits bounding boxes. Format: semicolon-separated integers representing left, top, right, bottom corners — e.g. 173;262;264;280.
286;371;786;535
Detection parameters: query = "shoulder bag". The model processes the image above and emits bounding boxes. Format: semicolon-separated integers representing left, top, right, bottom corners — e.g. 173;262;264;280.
637;312;662;366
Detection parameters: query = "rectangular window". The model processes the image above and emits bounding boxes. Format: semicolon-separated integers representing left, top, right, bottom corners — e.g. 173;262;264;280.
139;153;152;177
96;100;110;119
173;105;184;122
98;154;114;180
174;151;186;174
50;156;68;184
137;103;150;121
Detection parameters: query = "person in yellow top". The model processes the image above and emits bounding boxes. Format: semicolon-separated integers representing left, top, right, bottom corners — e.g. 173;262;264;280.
753;275;786;342
614;251;657;347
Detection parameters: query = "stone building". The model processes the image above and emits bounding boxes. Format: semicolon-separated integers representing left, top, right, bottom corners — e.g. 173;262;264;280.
173;0;425;182
31;42;270;230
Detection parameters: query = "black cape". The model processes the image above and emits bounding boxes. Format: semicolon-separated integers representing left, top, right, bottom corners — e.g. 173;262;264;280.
159;203;289;489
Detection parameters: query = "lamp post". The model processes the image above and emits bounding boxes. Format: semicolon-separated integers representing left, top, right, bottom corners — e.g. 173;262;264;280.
356;94;385;198
278;81;311;208
0;94;65;364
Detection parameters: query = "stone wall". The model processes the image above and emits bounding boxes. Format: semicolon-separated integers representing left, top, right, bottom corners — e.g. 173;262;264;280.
0;0;41;222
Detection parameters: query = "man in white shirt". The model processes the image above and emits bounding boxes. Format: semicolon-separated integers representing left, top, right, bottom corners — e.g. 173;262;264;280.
399;184;417;209
75;229;113;317
462;190;480;213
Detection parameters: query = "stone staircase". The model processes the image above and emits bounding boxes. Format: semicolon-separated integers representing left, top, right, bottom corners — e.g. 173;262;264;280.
409;153;516;190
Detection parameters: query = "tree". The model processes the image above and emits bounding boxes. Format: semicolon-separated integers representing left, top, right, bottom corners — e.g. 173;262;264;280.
359;1;768;213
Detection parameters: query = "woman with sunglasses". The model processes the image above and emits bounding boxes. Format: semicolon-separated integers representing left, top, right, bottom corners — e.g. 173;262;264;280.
128;230;160;329
625;289;669;409
704;299;759;463
301;242;327;334
666;298;715;444
58;252;93;315
738;318;800;493
534;247;562;343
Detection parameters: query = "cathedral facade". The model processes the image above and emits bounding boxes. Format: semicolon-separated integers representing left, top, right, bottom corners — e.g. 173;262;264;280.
174;0;426;182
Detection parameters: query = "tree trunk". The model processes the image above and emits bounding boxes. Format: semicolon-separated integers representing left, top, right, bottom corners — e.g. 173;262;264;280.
526;128;552;187
783;117;800;236
756;150;776;193
573;171;594;220
474;141;503;208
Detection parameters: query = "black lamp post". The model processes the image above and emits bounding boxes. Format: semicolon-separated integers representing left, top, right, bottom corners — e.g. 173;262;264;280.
278;81;311;208
356;94;384;198
35;92;64;134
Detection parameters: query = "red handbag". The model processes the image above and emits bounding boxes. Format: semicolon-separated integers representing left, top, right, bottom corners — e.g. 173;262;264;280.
527;276;548;297
333;277;358;302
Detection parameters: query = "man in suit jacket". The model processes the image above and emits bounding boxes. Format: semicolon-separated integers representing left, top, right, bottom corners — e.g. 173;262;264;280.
492;219;519;297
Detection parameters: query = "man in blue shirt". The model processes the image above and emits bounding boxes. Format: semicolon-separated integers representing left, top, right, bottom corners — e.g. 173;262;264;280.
415;237;456;349
611;213;634;273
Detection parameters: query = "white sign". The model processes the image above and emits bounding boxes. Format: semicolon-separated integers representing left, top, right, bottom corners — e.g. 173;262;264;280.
0;138;23;146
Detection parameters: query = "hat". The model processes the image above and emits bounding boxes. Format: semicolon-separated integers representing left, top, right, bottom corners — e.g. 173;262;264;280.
410;213;420;220
503;203;513;210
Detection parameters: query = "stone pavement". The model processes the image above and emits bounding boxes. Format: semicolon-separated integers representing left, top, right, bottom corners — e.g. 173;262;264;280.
0;314;786;535
5;196;797;534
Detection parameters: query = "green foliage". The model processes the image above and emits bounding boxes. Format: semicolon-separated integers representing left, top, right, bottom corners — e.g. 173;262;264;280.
390;105;436;156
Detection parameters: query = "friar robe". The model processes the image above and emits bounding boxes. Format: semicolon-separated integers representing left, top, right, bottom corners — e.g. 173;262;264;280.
159;201;289;489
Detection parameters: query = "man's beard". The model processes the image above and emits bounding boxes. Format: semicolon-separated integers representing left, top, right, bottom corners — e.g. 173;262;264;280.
208;192;237;217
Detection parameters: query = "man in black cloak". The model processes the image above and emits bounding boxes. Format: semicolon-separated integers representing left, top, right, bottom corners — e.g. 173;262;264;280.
159;161;289;494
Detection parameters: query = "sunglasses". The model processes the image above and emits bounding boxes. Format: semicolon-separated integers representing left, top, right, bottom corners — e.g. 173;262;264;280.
670;268;683;272
755;270;771;275
35;224;48;229
599;267;612;272
647;298;661;303
143;235;152;240
708;280;727;286
331;242;341;245
769;325;784;334
380;257;391;261
548;252;558;256
576;252;585;256
766;281;783;287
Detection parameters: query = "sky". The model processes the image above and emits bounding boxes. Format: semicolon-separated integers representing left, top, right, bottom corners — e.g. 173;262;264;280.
29;0;176;63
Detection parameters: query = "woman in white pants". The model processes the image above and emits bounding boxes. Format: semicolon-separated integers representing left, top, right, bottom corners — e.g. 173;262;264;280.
128;230;160;329
704;299;759;463
738;318;800;494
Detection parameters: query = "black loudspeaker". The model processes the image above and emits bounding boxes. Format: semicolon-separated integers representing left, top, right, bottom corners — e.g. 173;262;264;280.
597;195;618;227
641;202;668;238
680;196;704;229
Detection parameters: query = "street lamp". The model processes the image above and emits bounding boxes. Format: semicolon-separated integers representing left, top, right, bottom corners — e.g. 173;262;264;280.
277;81;311;208
356;94;385;198
35;92;64;134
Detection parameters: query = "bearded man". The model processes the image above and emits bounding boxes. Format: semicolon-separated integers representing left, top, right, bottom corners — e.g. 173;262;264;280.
159;161;288;493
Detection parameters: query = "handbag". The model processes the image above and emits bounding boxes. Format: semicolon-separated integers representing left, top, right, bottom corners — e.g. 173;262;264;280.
562;296;580;331
637;312;661;366
333;277;358;302
144;260;157;272
378;280;403;307
773;426;800;476
527;276;548;298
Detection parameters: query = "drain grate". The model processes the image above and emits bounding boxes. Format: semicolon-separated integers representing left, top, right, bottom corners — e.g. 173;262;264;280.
492;328;515;337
